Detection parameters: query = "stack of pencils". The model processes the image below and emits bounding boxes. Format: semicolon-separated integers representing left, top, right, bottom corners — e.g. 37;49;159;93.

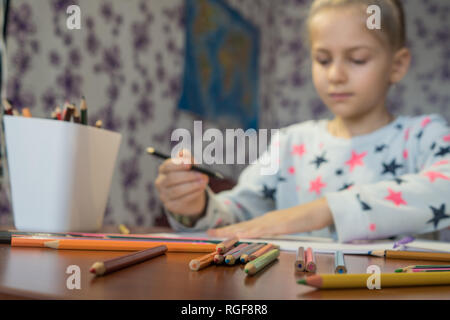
189;237;280;276
2;96;102;128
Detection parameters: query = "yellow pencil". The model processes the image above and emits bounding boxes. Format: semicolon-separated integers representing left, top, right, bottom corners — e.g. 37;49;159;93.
298;272;450;289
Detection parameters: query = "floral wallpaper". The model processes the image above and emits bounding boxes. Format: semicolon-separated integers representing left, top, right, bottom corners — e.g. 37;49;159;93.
0;0;449;230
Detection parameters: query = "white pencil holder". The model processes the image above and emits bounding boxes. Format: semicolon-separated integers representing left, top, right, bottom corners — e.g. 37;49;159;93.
3;115;122;232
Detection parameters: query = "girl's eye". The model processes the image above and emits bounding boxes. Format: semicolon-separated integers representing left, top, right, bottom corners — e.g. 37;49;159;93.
316;58;330;65
350;59;367;65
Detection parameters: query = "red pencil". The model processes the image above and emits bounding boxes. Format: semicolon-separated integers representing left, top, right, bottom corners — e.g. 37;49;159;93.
305;247;316;273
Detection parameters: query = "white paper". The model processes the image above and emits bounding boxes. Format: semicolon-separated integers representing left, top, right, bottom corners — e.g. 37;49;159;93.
147;232;450;254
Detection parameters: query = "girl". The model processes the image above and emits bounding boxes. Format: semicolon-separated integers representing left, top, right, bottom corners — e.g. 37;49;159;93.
155;0;450;243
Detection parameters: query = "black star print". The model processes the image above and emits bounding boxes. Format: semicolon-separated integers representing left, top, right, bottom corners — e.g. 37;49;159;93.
395;123;403;130
356;194;372;211
310;152;328;169
393;177;406;185
435;146;450;157
427;204;450;230
416;130;423;140
381;159;404;176
339;183;354;191
262;184;276;201
375;144;388;153
430;142;436;150
335;169;344;176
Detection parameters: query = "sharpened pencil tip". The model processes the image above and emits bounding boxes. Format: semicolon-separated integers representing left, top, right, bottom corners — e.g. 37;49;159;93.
147;147;155;154
395;269;403;273
297;279;307;285
89;268;96;274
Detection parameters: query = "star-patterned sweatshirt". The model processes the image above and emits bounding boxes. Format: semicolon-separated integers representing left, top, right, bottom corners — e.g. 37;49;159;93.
166;114;450;243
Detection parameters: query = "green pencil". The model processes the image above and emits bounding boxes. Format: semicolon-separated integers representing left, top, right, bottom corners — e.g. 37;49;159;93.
395;265;450;272
244;249;280;276
80;96;88;125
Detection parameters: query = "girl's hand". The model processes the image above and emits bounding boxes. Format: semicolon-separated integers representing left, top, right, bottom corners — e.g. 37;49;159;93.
155;150;209;217
207;198;333;238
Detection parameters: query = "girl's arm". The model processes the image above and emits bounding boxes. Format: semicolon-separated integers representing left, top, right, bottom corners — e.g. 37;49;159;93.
165;131;283;232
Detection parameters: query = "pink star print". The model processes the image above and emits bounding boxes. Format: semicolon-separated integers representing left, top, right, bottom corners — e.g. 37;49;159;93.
369;223;376;232
385;188;407;206
291;144;306;158
345;151;367;172
404;128;410;141
432;160;450;167
421;117;431;128
403;149;409;159
288;166;296;175
444;134;450;142
309;176;326;195
423;171;450;183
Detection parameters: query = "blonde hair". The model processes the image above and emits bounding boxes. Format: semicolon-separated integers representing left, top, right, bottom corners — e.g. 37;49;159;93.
307;0;406;50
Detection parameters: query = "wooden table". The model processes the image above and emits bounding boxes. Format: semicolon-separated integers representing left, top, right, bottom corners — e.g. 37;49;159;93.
1;227;450;300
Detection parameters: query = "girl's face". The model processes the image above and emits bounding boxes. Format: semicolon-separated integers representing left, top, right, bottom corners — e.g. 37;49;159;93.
309;6;396;120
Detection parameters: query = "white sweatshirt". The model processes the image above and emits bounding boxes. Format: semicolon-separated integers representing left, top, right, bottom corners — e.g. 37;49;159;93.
167;114;450;243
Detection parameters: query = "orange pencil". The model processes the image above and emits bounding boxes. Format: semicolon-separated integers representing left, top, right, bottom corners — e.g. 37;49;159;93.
249;243;276;261
11;237;216;253
189;251;217;271
22;108;32;118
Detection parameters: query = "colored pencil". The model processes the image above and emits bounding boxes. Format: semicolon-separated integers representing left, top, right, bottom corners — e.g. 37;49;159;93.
249;243;276;261
216;237;239;254
54;106;62;120
305;247;316;273
224;243;249;265
189;251;217;271
408;268;450;273
334;250;347;274
370;250;450;262
63;104;74;121
214;252;226;264
118;224;130;234
22;108;32;118
11;237;216;252
73;106;80;123
297;272;450;289
240;243;265;264
4;230;222;244
244;249;280;276
147;147;225;179
80;96;88;125
90;245;167;276
95;119;103;128
295;246;305;272
395;265;450;272
2;99;13;115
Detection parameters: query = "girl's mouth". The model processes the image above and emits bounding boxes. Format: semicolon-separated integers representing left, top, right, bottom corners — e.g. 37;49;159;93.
329;93;354;101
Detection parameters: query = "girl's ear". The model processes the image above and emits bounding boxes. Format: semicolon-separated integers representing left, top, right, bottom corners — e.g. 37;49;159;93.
390;47;411;84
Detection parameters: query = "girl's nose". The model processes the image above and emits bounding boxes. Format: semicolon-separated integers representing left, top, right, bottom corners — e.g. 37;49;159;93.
328;62;348;84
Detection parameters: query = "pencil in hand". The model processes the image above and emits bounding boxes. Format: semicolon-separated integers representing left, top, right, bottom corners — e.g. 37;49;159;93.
146;147;225;179
89;245;168;276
